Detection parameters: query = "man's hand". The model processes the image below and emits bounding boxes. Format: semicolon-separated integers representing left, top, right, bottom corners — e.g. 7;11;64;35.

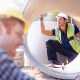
76;32;80;38
40;14;53;36
75;32;80;41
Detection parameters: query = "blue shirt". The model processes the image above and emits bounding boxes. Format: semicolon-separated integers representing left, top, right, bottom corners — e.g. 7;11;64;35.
61;25;79;50
61;31;71;49
0;49;35;80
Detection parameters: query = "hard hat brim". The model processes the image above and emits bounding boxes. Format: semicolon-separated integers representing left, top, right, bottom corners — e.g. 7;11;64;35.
0;10;28;33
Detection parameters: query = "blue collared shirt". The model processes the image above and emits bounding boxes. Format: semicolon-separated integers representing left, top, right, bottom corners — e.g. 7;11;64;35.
0;49;35;80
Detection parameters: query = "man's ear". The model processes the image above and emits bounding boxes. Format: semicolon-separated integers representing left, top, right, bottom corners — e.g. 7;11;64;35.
0;22;6;34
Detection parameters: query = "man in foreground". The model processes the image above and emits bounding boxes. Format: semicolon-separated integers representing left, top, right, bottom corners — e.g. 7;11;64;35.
0;10;35;80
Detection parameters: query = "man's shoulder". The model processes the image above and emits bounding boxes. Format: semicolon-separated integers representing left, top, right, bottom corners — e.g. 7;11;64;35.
0;49;12;63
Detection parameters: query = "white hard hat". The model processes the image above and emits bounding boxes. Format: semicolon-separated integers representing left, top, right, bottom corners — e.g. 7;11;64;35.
56;12;68;20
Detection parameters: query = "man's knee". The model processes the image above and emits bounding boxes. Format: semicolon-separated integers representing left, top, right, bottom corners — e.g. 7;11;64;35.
46;40;59;47
46;40;53;46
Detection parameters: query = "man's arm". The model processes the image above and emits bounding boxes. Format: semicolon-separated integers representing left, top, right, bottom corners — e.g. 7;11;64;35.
0;57;35;80
74;24;80;38
10;62;35;80
40;15;53;36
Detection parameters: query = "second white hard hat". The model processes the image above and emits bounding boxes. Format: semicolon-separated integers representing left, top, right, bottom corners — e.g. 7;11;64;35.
56;12;68;20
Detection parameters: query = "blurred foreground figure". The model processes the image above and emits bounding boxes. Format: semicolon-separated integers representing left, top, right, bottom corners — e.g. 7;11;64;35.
0;10;35;80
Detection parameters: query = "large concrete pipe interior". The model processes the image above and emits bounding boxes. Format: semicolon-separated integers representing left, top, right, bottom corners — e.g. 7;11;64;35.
13;0;80;79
